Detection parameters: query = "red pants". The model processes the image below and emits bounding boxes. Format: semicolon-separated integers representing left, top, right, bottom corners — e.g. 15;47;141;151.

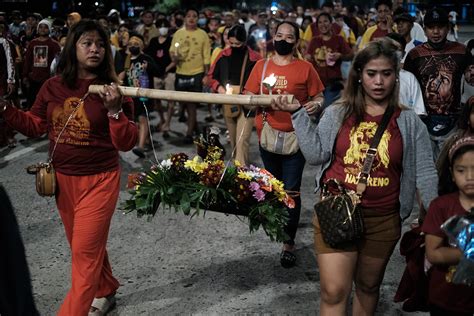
56;170;121;316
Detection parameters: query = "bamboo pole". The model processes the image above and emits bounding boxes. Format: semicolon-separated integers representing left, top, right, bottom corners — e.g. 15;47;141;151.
88;85;294;107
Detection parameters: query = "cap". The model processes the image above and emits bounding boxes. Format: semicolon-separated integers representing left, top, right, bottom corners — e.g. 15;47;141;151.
449;136;474;162
37;19;52;33
394;13;415;23
258;11;268;17
424;7;449;26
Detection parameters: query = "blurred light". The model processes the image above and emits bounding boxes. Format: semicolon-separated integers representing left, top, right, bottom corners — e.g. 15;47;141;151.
95;2;99;6
78;2;82;6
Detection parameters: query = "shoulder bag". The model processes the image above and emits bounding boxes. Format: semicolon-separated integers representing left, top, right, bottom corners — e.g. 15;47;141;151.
259;58;299;155
314;106;394;247
26;93;89;197
223;52;248;118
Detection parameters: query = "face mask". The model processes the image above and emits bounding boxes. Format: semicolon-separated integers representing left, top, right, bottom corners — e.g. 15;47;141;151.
129;46;140;56
231;46;246;54
198;18;207;27
159;27;168;36
274;39;294;56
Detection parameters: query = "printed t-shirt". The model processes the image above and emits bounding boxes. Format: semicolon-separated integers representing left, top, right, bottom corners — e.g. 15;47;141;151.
358;25;390;49
303;22;344;43
422;192;474;313
244;58;324;137
323;108;403;210
22;37;61;83
403;41;472;116
170;28;211;76
306;34;351;85
29;76;134;175
145;36;175;77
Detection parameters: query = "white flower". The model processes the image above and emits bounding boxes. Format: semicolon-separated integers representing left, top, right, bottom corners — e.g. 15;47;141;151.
160;159;172;169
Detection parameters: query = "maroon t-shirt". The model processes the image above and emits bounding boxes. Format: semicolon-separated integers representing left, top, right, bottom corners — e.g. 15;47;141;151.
22;37;61;83
306;34;351;86
323;108;403;210
4;76;137;175
422;192;474;313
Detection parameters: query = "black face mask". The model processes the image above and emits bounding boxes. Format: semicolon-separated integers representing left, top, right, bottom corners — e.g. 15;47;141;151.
231;46;246;54
428;37;447;50
129;46;140;56
274;39;294;56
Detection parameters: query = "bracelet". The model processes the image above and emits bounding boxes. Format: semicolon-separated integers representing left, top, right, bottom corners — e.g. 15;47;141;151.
107;108;123;120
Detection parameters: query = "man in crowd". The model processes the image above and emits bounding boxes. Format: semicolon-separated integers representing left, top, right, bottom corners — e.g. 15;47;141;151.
136;10;159;48
404;7;473;158
358;0;394;49
394;12;425;64
22;19;60;109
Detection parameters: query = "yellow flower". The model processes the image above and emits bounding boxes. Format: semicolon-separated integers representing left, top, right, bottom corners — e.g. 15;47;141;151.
184;156;208;174
237;171;252;181
234;160;241;167
269;178;284;192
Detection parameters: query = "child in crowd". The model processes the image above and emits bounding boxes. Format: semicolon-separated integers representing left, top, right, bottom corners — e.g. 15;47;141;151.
422;136;474;315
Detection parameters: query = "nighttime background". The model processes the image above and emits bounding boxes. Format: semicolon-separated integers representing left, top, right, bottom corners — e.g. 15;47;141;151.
0;0;472;23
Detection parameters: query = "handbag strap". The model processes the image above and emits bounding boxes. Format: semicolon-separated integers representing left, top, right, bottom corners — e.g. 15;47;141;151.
48;91;90;164
356;106;395;195
260;58;270;123
237;51;248;94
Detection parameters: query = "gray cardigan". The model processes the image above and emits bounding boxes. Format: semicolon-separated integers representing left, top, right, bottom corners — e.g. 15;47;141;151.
292;104;438;220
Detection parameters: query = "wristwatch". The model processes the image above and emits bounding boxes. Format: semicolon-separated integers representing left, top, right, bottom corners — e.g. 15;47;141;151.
107;108;123;120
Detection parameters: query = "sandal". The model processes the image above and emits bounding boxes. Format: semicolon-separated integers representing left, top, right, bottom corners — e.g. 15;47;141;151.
280;250;297;268
89;294;116;315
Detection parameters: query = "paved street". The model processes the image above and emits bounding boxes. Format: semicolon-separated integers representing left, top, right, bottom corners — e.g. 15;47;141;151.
2;25;473;315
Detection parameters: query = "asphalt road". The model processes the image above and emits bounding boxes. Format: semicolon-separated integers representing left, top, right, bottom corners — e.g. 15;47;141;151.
1;104;428;315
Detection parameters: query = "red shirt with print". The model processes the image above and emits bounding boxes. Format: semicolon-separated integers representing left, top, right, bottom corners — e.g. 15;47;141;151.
323;108;403;210
3;76;137;175
244;58;324;137
422;192;474;313
306;34;351;86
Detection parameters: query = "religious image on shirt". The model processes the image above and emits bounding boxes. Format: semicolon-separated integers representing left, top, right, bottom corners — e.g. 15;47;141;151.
52;97;91;146
343;122;391;187
313;46;335;67
420;55;457;114
33;46;48;67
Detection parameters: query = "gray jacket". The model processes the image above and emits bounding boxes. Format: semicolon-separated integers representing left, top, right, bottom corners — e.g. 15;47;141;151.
292;104;438;220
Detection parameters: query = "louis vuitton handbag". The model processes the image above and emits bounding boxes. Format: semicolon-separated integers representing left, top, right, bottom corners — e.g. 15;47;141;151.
314;106;394;247
26;93;88;197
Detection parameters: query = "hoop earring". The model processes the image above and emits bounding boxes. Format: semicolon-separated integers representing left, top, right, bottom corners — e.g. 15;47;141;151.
358;79;361;84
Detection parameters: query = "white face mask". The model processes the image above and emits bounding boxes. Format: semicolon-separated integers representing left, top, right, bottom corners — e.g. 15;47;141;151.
159;27;168;36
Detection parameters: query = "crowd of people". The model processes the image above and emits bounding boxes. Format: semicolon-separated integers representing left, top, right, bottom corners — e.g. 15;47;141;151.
0;1;473;315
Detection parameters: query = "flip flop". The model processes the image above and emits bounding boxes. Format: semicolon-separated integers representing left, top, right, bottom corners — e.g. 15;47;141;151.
89;294;116;316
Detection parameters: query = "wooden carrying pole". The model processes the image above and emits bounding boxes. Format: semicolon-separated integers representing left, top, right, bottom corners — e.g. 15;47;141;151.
88;85;294;107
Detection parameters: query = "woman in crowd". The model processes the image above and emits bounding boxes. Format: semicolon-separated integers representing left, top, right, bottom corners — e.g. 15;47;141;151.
208;25;261;166
0;20;137;315
305;12;353;109
244;21;325;268
272;39;438;314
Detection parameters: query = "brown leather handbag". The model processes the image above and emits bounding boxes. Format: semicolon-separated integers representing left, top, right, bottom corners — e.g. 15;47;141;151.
26;162;56;197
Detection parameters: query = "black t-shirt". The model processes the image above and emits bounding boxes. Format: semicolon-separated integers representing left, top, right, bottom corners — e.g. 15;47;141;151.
404;41;472;116
145;36;175;77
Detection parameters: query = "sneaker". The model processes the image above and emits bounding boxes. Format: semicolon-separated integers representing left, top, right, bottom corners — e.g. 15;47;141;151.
132;147;145;158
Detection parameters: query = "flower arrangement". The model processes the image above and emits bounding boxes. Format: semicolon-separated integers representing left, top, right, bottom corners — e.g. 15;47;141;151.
122;145;295;242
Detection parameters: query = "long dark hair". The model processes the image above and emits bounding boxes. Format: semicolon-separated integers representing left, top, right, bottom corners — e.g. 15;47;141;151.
338;39;400;124
58;19;118;88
